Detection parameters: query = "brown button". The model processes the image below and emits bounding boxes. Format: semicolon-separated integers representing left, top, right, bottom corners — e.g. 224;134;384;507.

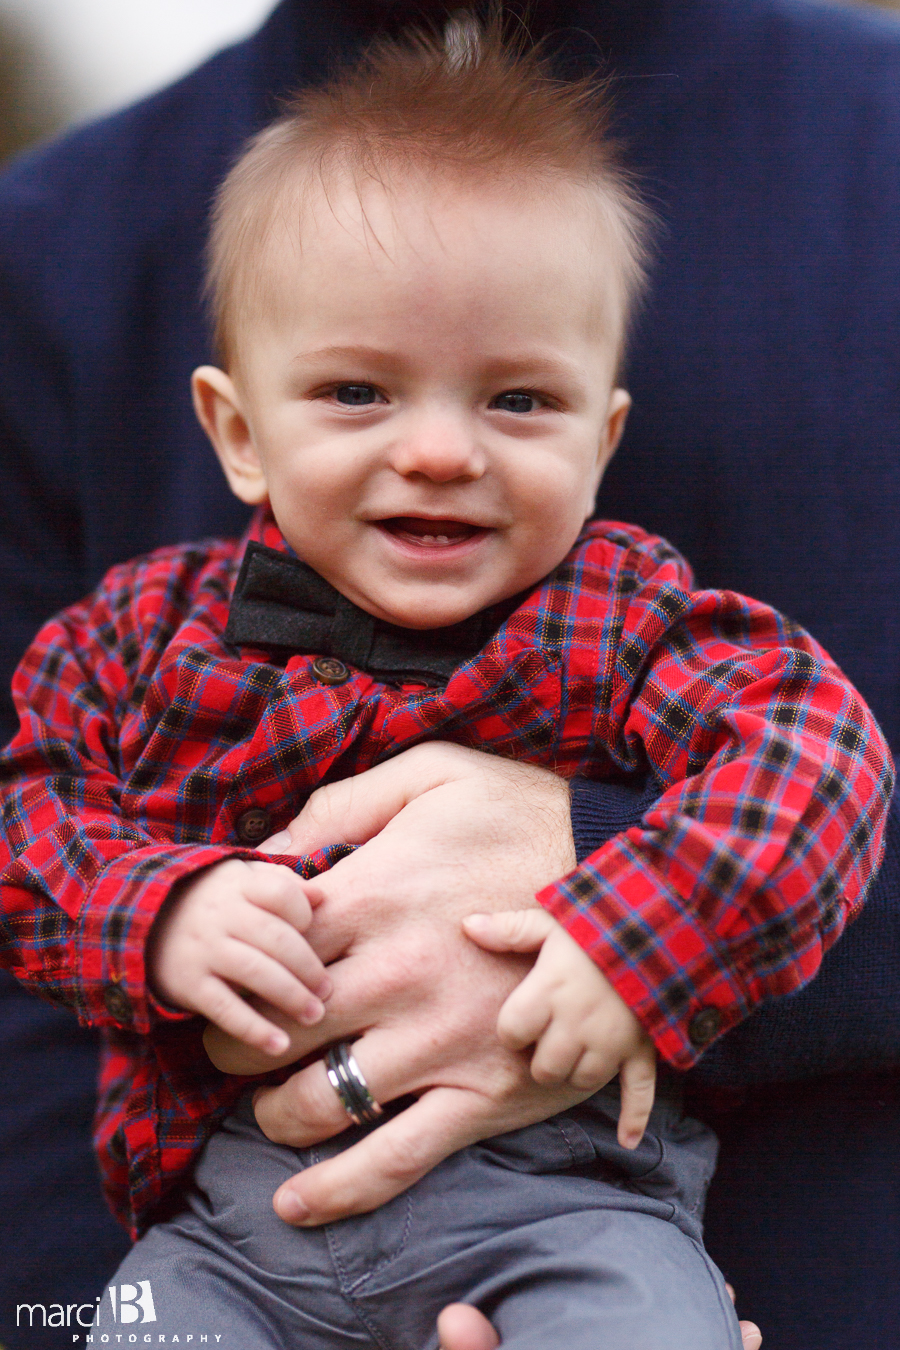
311;656;350;686
108;1126;127;1163
688;1007;722;1047
103;982;131;1024
235;807;272;845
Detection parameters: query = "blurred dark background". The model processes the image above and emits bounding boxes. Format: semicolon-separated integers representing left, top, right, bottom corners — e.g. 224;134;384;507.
0;0;898;167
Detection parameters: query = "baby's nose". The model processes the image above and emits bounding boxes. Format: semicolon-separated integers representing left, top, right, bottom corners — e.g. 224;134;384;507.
390;412;486;482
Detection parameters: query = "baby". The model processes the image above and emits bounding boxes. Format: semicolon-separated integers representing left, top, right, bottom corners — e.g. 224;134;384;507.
0;19;890;1350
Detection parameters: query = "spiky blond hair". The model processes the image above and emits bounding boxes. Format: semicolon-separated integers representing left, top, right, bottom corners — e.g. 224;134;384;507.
205;15;653;367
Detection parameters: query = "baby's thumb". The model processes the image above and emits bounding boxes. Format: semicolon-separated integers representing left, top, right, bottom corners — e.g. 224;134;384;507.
462;908;556;953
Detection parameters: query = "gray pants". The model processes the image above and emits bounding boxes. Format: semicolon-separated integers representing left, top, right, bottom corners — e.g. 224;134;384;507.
100;1083;741;1349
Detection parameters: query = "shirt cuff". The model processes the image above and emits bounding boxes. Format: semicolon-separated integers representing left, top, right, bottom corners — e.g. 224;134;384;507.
538;833;757;1070
74;838;356;1034
76;844;253;1033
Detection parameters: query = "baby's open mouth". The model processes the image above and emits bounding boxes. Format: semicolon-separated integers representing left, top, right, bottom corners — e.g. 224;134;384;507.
379;517;486;547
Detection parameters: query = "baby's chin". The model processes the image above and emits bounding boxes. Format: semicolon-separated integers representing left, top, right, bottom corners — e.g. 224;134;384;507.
356;598;493;631
345;582;512;631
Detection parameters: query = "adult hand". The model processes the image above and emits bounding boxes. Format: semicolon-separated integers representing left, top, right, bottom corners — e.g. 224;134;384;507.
251;742;593;1226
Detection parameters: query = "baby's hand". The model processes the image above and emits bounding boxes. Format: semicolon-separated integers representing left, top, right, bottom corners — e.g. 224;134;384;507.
463;909;656;1149
148;859;332;1057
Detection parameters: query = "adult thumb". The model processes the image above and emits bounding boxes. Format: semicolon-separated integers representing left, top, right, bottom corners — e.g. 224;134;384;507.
462;908;555;953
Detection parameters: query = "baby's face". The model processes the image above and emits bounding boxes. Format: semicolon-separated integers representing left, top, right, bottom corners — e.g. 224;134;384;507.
196;176;630;630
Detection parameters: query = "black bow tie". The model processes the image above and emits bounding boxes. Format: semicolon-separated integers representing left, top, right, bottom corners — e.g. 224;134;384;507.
224;542;518;685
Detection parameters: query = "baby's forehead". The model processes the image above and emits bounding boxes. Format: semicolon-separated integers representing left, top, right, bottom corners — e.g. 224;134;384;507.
302;163;601;234
224;164;634;375
262;166;625;292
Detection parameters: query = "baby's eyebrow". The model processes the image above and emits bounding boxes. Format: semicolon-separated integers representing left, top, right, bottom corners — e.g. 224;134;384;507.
293;345;584;385
292;343;395;367
476;354;583;383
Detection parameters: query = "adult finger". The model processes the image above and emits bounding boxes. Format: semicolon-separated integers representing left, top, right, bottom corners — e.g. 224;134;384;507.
254;1000;557;1150
248;944;423;1074
615;1043;657;1149
253;1050;357;1147
269;742;483;854
254;1020;445;1147
271;1086;486;1225
434;1284;759;1350
725;1283;763;1350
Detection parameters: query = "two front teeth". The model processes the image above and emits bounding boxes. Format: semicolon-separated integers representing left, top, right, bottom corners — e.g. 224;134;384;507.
382;517;481;547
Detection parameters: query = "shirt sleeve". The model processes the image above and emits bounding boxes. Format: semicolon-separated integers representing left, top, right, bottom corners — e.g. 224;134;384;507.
0;555;251;1036
541;541;896;1069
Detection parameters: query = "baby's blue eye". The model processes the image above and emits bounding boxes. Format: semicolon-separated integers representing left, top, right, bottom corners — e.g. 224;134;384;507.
335;384;379;406
492;391;539;414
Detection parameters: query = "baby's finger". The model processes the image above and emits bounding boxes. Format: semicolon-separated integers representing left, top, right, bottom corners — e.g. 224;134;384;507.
193;973;293;1055
226;909;331;1000
615;1042;657;1149
240;861;318;930
566;1046;617;1094
529;1024;584;1086
462;909;555;954
495;976;552;1052
212;939;327;1027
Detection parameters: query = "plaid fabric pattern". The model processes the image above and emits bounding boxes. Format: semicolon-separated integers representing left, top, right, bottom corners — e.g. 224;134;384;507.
0;508;892;1236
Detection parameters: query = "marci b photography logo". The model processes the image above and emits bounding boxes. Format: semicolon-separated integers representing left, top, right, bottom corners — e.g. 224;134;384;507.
18;1281;154;1332
16;1279;224;1342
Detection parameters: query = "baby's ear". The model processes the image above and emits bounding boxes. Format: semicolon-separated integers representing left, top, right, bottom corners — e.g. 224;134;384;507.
192;365;268;505
601;387;631;468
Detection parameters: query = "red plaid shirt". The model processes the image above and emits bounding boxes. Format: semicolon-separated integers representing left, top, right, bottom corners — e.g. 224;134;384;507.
0;509;891;1236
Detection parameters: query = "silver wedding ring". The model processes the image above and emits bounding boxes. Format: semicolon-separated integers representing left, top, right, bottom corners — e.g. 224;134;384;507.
324;1042;384;1126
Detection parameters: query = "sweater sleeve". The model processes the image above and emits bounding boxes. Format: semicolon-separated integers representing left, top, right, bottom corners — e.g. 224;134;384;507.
542;540;894;1069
